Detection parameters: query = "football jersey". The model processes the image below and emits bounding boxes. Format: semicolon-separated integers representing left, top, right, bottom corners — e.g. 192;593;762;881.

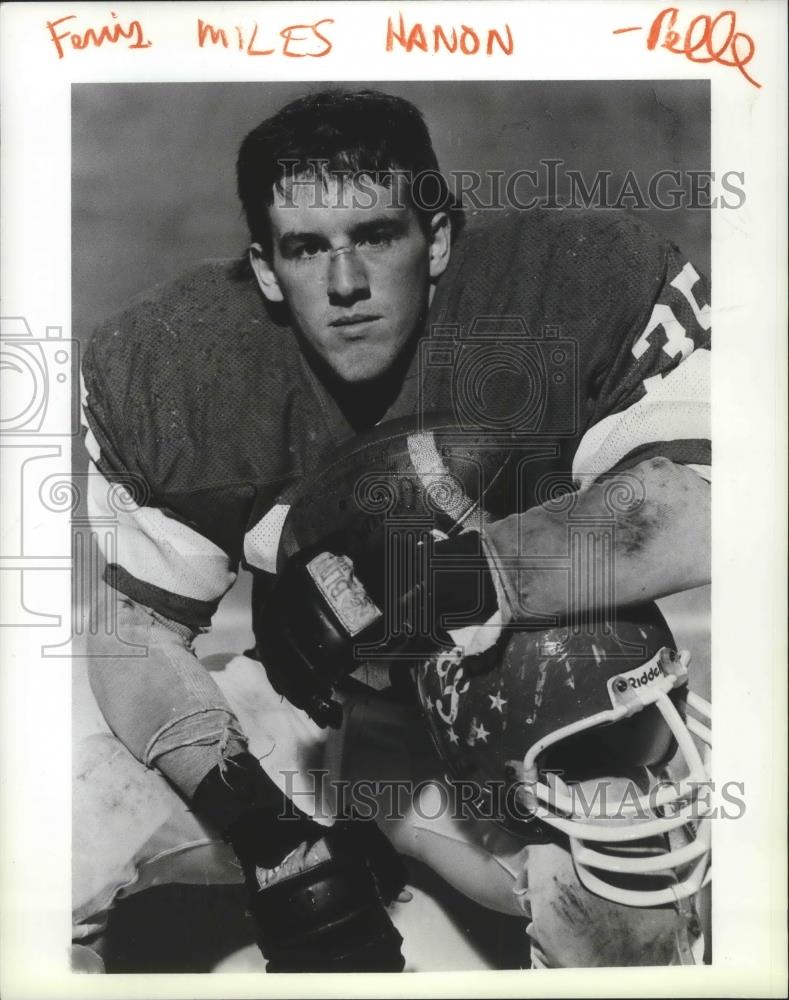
81;209;710;631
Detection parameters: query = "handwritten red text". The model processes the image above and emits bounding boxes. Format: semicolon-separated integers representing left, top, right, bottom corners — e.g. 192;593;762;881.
614;7;760;88
46;11;152;59
197;17;333;57
386;13;513;56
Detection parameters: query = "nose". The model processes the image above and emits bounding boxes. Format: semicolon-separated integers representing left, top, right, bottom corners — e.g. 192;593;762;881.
327;246;370;303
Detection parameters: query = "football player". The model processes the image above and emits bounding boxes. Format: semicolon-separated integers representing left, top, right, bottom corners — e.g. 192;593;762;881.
75;88;711;970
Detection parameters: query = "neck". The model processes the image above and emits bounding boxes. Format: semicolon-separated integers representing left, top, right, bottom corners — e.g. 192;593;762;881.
303;331;421;433
329;339;420;432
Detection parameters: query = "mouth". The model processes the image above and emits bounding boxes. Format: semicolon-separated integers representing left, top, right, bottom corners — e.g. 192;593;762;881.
329;314;382;329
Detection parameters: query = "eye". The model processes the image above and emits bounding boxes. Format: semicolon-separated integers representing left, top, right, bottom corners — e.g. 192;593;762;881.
295;241;325;260
357;231;394;250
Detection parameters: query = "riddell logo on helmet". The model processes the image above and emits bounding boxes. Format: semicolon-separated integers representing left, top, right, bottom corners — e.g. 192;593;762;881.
629;663;665;688
614;660;667;692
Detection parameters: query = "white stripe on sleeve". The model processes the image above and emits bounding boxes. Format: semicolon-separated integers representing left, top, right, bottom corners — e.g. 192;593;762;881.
87;461;236;603
572;348;710;488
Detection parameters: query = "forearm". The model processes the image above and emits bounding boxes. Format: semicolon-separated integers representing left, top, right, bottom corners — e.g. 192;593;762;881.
485;457;710;622
87;587;247;797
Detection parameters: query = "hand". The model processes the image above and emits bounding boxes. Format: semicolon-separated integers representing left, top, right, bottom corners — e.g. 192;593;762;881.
255;528;507;727
247;817;408;973
255;535;378;729
258;590;346;729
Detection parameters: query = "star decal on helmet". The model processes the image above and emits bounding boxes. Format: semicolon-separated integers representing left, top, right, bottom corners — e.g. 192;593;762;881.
468;720;490;744
488;690;507;713
415;609;712;907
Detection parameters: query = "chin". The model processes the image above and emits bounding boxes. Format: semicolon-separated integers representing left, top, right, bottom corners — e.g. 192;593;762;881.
331;349;401;384
338;366;388;384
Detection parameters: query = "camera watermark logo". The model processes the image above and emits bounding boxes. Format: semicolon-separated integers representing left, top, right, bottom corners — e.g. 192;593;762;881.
1;316;78;640
1;315;147;655
418;317;578;442
0;317;78;436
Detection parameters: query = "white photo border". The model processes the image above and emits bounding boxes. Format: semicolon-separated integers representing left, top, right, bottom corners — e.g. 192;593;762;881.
1;2;786;998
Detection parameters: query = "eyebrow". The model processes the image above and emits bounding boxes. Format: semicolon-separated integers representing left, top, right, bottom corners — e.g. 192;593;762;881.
277;215;409;251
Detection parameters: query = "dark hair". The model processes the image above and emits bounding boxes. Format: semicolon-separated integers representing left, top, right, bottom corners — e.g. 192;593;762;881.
236;88;463;252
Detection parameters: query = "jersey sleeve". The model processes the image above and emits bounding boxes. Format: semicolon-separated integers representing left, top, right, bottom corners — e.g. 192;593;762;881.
572;245;711;488
80;336;237;630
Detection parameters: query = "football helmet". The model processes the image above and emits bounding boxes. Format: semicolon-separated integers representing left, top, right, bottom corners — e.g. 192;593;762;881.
416;602;712;908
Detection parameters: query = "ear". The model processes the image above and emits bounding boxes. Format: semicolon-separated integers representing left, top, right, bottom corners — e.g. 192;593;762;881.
249;243;284;304
427;212;451;281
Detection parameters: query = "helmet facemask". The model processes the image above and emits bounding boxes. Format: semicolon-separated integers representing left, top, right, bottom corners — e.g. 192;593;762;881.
509;648;712;908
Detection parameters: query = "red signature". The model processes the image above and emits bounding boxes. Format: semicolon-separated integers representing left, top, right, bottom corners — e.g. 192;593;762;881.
614;7;760;88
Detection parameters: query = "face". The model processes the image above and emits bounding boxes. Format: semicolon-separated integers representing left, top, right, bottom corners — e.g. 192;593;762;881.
250;176;451;383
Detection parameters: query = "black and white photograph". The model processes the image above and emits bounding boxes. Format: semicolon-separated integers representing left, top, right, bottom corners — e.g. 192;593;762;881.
0;3;785;997
70;79;714;973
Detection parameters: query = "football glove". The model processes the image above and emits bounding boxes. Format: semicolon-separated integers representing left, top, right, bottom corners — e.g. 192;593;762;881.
246;817;407;972
255;527;507;728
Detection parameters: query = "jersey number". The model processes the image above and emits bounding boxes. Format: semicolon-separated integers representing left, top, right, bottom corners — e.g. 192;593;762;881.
632;262;711;364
